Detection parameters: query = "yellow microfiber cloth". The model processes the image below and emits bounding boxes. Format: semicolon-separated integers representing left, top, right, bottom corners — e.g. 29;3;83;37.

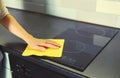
22;39;65;57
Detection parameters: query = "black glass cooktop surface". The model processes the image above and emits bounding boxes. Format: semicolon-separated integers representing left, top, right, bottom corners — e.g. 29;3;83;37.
48;23;118;72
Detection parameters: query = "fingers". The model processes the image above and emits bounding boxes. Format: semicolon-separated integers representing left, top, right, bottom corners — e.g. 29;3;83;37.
31;45;46;51
43;43;60;49
35;39;61;50
45;40;61;47
28;38;61;51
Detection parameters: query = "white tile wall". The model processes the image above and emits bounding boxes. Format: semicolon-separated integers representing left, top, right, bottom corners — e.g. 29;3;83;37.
61;0;96;11
77;10;117;26
3;0;120;28
116;16;120;28
45;5;77;20
96;0;120;15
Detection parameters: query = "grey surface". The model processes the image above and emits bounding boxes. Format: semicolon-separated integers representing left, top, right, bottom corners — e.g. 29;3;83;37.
0;8;120;78
83;32;120;78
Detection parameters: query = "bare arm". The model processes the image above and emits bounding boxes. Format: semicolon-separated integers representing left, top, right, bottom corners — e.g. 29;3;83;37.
0;14;60;51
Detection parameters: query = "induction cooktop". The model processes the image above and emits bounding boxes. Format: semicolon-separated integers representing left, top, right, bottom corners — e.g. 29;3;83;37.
49;23;118;72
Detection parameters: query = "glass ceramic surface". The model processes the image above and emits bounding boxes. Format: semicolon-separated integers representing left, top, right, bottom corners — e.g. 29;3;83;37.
49;24;118;71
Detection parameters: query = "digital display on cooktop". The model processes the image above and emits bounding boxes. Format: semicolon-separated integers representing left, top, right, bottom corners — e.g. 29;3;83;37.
49;23;118;72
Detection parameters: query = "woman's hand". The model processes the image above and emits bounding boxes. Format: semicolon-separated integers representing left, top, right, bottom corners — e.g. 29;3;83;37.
26;37;61;51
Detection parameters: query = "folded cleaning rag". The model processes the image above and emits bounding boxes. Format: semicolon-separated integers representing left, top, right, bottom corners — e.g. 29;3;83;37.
22;39;65;57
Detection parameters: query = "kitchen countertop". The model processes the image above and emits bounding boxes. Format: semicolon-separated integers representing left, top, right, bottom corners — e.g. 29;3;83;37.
0;8;120;78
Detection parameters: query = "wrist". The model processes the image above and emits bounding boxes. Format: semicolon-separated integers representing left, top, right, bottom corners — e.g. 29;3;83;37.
24;35;35;44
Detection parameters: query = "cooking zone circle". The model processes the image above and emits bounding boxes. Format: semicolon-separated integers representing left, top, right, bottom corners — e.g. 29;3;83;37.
64;40;86;53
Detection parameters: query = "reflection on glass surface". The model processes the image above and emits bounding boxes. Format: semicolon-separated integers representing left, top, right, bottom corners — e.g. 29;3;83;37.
93;34;110;47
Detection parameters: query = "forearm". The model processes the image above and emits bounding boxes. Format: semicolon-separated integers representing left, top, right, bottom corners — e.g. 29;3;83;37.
0;14;33;43
0;14;60;51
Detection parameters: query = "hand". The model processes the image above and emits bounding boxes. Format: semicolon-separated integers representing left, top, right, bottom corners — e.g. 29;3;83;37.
0;14;60;51
26;37;61;51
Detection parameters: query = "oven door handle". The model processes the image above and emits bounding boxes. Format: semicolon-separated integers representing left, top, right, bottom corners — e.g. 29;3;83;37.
4;52;13;78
